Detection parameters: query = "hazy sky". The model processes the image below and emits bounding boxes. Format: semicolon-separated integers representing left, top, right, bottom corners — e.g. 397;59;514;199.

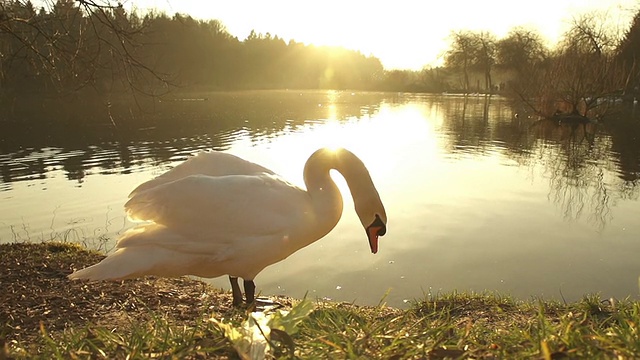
128;0;638;70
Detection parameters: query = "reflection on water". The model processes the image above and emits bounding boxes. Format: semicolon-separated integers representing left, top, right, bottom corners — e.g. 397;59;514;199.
530;118;608;227
0;91;387;188
1;90;640;307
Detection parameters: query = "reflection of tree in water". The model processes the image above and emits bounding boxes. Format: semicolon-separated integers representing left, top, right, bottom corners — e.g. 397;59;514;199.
603;109;640;199
437;95;493;155
536;134;610;228
525;112;637;229
436;96;639;229
437;95;534;160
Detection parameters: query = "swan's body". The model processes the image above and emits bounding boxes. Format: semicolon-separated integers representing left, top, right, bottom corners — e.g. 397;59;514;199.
69;148;387;305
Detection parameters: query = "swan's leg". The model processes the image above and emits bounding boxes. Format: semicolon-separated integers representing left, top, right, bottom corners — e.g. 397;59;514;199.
244;279;256;305
229;276;243;306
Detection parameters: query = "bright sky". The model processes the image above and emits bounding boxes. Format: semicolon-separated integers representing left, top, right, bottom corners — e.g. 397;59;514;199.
128;0;638;70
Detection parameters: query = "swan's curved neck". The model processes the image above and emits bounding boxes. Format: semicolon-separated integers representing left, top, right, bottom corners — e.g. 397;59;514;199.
302;148;376;239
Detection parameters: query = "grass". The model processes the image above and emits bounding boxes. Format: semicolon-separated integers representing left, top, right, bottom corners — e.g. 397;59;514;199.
2;242;640;359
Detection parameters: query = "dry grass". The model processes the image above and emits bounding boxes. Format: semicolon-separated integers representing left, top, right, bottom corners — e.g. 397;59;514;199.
1;243;234;342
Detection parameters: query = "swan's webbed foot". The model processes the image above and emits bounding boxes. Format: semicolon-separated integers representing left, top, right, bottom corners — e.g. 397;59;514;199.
253;297;285;312
228;276;257;307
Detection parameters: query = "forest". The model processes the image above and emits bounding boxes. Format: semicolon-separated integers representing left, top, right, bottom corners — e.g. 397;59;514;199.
1;0;640;121
0;0;386;94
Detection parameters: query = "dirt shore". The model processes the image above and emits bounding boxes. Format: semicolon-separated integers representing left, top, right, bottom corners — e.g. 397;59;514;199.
0;242;285;344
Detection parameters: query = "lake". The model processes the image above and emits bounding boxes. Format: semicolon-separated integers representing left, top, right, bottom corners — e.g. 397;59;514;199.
2;90;639;308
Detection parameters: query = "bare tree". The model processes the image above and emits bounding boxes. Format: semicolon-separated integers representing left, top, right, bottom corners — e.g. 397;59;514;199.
495;27;548;96
445;30;477;93
0;0;167;95
445;30;498;94
472;31;496;93
497;14;626;119
539;12;626;118
564;12;619;56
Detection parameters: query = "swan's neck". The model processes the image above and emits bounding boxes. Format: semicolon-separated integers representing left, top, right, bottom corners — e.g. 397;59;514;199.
302;148;375;240
303;152;343;239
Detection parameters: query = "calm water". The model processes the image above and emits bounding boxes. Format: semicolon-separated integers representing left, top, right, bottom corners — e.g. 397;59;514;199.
2;90;640;308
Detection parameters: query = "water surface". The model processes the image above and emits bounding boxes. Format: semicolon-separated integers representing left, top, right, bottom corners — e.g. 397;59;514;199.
2;90;639;307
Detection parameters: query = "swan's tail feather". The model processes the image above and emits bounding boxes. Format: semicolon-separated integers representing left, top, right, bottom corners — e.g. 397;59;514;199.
68;263;122;281
68;248;149;281
69;224;206;281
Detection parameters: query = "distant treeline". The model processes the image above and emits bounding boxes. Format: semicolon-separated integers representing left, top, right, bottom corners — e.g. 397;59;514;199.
2;0;640;114
0;0;397;96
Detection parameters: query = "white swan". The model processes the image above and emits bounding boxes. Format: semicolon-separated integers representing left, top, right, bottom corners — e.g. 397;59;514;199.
68;147;387;306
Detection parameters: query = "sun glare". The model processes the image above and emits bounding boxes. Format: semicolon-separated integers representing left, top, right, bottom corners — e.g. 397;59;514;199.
326;90;339;121
129;0;637;70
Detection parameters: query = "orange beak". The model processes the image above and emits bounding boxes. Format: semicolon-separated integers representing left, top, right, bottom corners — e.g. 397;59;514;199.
367;226;383;254
366;214;386;254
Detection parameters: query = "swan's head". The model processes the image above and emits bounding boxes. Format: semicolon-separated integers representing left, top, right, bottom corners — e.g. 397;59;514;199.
354;193;387;254
347;174;387;254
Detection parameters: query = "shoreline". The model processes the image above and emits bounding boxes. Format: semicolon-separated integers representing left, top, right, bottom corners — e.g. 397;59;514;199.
3;242;640;358
1;242;297;343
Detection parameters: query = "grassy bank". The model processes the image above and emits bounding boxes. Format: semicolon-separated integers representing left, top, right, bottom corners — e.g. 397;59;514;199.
1;242;639;359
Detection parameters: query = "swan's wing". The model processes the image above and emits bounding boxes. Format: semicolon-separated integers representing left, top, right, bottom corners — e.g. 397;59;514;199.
129;151;274;196
125;173;311;239
114;223;246;259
